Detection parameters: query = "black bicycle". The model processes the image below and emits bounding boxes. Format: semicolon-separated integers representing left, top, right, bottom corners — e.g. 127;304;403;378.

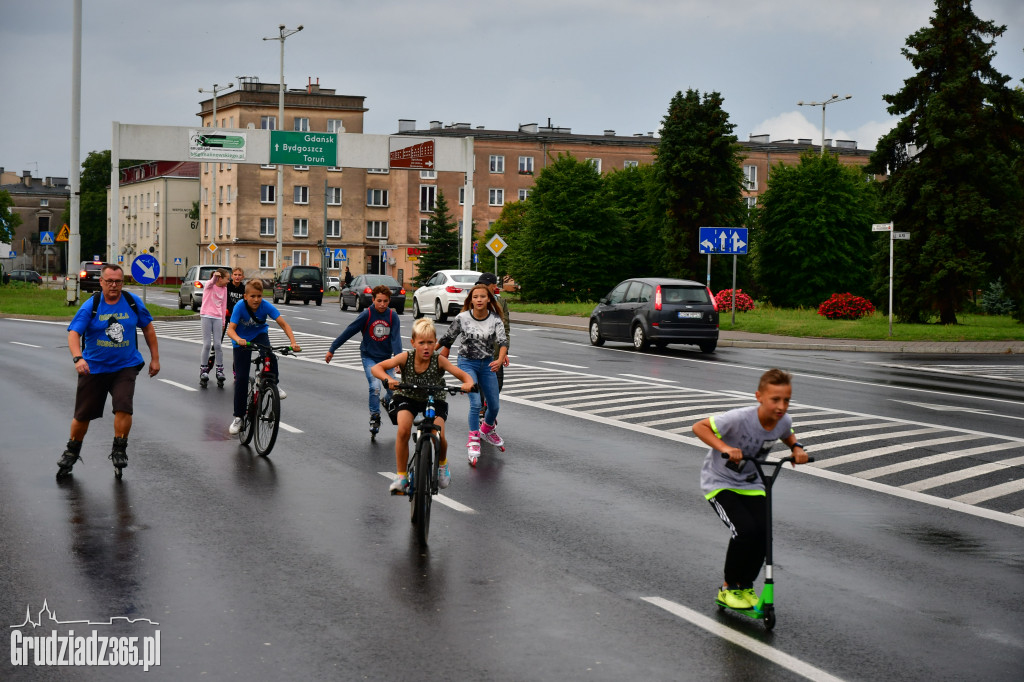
391;382;476;546
238;344;296;457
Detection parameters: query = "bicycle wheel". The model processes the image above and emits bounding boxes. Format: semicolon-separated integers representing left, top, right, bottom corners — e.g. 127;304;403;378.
254;380;281;456
238;379;257;445
412;435;433;546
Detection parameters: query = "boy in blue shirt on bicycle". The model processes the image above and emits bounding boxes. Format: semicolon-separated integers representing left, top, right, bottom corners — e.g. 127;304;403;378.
225;279;301;435
692;368;808;610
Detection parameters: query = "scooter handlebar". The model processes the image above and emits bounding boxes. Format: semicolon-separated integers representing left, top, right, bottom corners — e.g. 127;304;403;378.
719;453;815;464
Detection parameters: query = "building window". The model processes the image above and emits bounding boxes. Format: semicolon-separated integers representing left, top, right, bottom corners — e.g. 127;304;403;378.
259;249;275;269
218;217;223;238
420;218;431;240
293;186;309;204
327;166;342;172
218;185;223;204
744;165;758;191
203;218;208;238
624;160;639;169
367;168;390;174
746;196;757;209
294;117;310;132
294;165;309;172
366;220;388;239
41;198;49;207
327;187;342;205
518;188;532;201
327;119;344;133
488;188;504;206
419;185;436;212
518;156;534;174
260;218;276;236
260;185;275;203
292;249;309;266
489;155;504;173
226;217;231;238
326;219;341;238
261;163;276;170
420;169;436;179
260;116;276;130
586;158;602;173
202;188;208;206
293;218;308;237
226;185;232;203
366;189;389;207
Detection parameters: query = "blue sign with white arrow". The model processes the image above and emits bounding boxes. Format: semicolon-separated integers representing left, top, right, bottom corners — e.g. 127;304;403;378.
698;227;748;255
131;253;161;285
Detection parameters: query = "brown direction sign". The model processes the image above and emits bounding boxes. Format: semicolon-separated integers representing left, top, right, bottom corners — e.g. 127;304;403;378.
389;138;434;170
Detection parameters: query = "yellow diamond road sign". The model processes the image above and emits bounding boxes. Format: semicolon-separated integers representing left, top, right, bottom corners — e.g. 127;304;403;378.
207;242;218;254
486;235;508;257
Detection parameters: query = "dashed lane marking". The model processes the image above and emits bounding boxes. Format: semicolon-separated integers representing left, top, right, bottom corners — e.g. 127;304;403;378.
376;472;477;513
158;379;197;392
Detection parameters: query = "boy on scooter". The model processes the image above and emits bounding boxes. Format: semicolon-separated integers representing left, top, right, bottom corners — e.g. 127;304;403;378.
691;368;809;610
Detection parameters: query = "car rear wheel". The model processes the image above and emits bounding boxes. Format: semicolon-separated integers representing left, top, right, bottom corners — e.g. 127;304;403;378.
589;320;605;346
632;324;649;351
191;297;199;312
394;305;404;315
177;295;185;310
315;298;322;307
413;299;423;319
434;300;447;323
699;340;718;354
355;297;364;313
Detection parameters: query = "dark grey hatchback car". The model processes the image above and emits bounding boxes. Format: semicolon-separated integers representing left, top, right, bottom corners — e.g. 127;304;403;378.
589;278;719;353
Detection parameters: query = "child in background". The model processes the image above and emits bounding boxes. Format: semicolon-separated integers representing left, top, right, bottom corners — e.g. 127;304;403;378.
373;318;474;493
225;279;301;435
691;368;808;610
198;268;230;385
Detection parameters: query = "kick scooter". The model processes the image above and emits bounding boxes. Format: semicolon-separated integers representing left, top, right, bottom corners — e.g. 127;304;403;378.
715;452;813;630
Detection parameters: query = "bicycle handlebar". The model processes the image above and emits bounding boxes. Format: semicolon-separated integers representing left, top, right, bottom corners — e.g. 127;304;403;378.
245;343;298;356
720;452;816;464
393;382;478;395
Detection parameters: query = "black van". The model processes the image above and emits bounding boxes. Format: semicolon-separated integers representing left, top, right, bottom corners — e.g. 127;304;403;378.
272;265;323;305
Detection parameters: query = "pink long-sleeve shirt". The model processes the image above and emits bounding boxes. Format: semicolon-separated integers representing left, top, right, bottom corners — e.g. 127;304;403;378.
199;277;228;318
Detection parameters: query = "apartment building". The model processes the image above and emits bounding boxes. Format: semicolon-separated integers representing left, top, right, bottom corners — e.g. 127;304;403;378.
195;79;875;285
105;161;200;283
0;169;70;275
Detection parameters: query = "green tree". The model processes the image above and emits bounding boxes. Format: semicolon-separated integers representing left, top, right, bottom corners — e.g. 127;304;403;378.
649;89;745;278
414;189;459;286
0;189;22;244
752;152;881;307
604;163;658;281
511;153;620;302
866;0;1024;324
484;199;528;284
76;150;141;260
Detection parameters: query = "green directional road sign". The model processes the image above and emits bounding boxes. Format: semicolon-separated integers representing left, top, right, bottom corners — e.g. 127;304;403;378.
269;131;338;166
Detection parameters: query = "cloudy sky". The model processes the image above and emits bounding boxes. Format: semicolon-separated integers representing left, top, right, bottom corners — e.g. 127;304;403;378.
2;0;1022;179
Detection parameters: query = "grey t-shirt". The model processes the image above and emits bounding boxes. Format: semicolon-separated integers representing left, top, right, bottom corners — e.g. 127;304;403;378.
438;310;508;361
699;405;794;498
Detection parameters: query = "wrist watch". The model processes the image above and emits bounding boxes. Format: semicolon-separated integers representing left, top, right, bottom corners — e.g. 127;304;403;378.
790;441;804;450
72;355;83;363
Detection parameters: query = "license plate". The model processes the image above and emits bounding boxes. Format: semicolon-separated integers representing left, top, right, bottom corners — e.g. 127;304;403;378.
678;311;702;319
300;284;312;288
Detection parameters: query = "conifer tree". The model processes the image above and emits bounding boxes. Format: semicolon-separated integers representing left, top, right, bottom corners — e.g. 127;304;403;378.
414;190;460;286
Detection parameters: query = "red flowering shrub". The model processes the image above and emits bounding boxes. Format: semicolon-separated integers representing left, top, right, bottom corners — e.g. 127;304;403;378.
817;293;875;320
715;289;756;312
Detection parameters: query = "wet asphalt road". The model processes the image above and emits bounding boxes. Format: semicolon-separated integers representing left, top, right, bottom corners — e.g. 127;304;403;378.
1;301;1022;680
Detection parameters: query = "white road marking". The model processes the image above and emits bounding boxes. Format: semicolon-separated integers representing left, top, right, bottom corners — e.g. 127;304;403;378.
904;452;1024;492
641;597;846;682
10;341;41;348
857;442;1020;480
278;422;302;433
319;321;339;326
291;317;311;321
891;399;1024;421
953;478;1024;505
158;379;197;392
815;435;983;469
539;361;588;368
620;373;677;383
376;472;477;513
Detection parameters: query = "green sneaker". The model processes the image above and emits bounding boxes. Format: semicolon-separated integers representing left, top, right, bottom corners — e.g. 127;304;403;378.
717;587;752;610
741;588;760;609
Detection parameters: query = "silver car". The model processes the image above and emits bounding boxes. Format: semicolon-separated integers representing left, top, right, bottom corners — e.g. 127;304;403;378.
177;265;222;311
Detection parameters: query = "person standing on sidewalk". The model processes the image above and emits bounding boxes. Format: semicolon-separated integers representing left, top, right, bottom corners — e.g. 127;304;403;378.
57;263;160;478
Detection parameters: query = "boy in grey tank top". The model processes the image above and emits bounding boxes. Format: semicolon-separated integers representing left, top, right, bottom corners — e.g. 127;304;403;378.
692;369;809;610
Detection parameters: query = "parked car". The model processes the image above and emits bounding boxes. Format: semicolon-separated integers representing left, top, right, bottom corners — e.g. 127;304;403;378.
79;260;105;292
272;265;324;305
326;276;341;292
589;277;719;353
412;269;481;322
9;269;43;285
340;274;406;314
177;265;223;311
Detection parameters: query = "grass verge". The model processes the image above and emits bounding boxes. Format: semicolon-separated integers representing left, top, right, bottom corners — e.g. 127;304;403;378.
0;284;194;318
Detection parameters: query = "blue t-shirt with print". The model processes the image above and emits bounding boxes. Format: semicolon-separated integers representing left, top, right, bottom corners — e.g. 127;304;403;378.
229;299;281;346
67;293;153;374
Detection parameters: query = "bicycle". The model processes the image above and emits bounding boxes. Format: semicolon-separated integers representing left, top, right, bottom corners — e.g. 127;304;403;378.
390;381;477;546
237;344;296;457
715;451;814;630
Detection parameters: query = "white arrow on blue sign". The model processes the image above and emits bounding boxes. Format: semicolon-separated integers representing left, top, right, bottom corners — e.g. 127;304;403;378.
698;227;748;255
131;253;161;285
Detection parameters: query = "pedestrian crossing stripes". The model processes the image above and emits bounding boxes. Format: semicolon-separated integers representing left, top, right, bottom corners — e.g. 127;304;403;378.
499;365;1024;522
867;362;1024;383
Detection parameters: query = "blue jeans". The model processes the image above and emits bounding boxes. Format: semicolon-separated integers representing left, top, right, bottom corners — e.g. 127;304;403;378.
362;355;395;415
457;356;499;431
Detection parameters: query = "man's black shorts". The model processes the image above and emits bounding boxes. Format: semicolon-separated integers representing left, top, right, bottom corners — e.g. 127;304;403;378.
73;363;144;421
392;395;449;422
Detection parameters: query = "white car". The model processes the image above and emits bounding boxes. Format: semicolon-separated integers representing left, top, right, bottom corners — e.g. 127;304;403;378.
412;269;481;322
326;276;341;292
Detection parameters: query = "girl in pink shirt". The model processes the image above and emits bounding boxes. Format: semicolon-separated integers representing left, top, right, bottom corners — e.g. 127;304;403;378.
199;268;230;385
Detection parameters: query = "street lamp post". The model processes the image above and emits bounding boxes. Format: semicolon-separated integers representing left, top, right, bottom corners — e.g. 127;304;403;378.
263;24;303;276
797;94;852;155
198;82;233;266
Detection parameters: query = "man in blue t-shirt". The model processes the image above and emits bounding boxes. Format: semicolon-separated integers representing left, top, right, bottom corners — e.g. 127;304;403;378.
57;263;161;479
